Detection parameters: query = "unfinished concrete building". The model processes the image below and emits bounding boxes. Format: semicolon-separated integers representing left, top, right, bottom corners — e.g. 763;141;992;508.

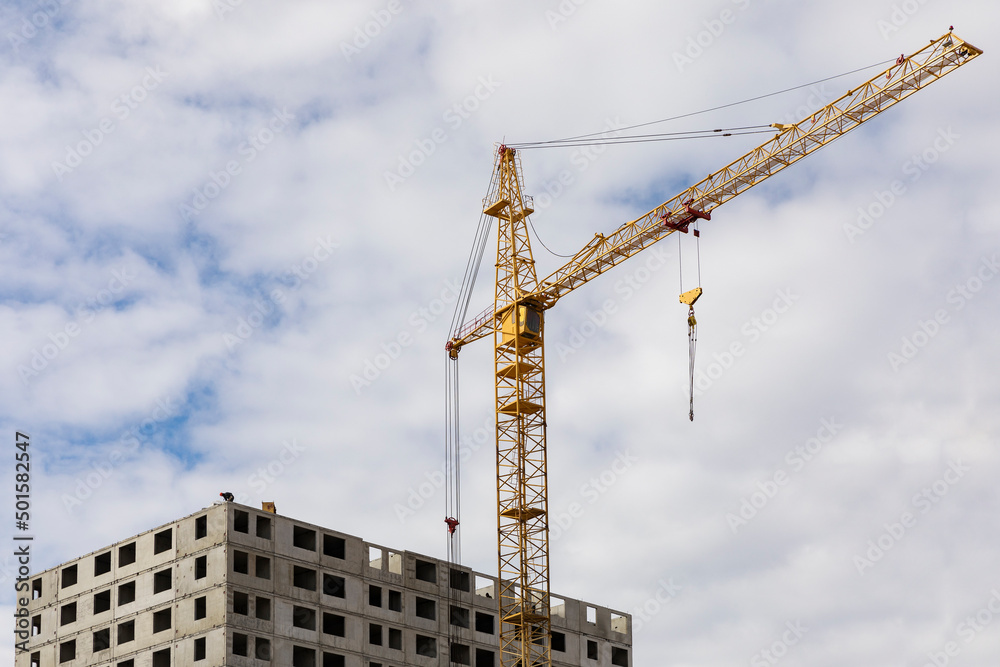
18;502;632;667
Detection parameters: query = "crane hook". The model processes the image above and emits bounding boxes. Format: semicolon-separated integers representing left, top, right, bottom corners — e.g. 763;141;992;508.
680;288;702;422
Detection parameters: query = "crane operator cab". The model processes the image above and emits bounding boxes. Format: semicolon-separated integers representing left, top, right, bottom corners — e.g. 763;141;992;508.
502;304;542;349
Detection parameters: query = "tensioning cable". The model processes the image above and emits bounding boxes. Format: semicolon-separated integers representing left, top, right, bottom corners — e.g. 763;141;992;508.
506;57;895;150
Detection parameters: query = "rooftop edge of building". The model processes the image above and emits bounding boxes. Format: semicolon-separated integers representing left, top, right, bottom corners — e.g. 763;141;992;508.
24;500;633;641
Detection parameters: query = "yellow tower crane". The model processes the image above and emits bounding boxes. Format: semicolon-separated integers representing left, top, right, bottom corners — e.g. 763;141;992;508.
444;30;981;667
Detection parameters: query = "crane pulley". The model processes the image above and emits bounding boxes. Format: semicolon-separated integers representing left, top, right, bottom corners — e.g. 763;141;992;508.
444;29;981;667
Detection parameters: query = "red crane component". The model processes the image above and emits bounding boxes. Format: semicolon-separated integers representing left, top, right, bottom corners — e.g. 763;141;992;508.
662;199;711;235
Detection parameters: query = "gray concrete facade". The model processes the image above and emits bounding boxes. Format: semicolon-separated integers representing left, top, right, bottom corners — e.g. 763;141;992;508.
17;503;632;667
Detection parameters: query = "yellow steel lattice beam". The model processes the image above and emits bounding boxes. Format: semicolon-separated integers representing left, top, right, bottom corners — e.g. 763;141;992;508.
529;31;981;304
486;147;551;667
449;31;981;352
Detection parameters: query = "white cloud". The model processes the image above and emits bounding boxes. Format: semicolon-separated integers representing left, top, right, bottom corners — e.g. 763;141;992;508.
3;1;999;665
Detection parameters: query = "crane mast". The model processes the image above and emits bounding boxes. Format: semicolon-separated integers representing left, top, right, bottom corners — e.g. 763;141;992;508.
447;30;981;667
486;147;552;666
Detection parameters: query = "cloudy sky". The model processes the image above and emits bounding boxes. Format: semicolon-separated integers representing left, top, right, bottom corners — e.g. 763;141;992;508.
2;1;998;665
